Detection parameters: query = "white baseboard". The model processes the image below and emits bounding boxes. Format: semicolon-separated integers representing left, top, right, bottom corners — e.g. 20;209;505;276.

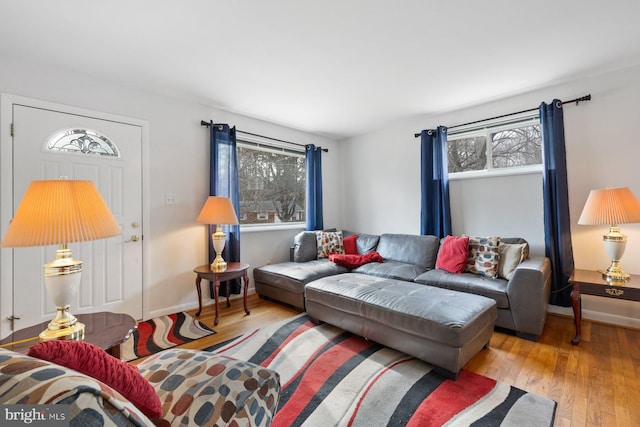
547;304;640;330
147;288;256;321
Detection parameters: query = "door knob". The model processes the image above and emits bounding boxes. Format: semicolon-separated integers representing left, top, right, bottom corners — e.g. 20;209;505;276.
125;235;141;243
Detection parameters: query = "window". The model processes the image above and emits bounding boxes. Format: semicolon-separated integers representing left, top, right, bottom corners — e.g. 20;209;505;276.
237;140;306;226
447;116;541;177
45;128;120;157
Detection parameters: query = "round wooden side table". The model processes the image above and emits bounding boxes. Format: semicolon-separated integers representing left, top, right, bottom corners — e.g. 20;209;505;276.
0;312;137;359
193;262;251;325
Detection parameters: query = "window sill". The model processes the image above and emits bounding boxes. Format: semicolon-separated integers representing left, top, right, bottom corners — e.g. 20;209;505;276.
240;223;306;233
449;165;542;181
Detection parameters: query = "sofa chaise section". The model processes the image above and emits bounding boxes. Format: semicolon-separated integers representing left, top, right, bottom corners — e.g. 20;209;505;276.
254;260;348;311
305;273;497;379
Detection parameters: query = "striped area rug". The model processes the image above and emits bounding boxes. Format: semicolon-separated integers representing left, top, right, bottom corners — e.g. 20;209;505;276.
121;312;215;362
207;314;556;427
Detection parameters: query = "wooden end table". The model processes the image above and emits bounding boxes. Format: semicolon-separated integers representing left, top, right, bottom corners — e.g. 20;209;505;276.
569;269;640;345
0;312;137;359
194;262;251;326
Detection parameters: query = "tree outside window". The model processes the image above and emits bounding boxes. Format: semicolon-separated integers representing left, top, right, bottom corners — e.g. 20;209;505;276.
447;121;541;174
237;143;306;225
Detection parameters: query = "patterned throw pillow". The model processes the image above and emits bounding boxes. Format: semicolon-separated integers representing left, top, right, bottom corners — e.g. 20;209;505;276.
465;236;501;278
316;230;344;259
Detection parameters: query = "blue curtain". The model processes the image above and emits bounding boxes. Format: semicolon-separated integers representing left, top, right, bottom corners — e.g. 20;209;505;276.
305;144;324;231
209;122;241;296
540;100;574;306
420;126;451;238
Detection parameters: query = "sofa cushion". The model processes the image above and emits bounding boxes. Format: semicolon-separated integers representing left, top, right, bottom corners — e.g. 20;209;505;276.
356;233;381;254
137;349;280;427
414;269;510;309
436;235;469;273
376;234;440;270
465;236;501;278
254;260;349;293
316;230;344;258
352;260;427;281
0;348;152;425
293;231;318;262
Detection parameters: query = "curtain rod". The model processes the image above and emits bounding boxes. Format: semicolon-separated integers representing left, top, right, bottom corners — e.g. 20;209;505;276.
200;121;328;152
413;94;592;138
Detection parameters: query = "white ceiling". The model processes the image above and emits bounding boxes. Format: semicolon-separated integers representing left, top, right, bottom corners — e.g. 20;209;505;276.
1;1;640;139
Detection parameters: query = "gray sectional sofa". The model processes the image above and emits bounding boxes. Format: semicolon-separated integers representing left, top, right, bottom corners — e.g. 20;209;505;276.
253;231;551;378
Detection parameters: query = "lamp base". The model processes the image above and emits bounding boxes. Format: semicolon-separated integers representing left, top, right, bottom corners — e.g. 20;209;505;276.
600;262;631;283
39;306;85;341
210;255;227;272
211;227;227;272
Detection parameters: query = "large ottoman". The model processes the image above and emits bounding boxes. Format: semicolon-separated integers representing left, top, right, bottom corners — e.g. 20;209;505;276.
305;273;497;379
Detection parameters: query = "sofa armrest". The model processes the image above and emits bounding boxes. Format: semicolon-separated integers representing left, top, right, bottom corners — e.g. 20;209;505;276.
292;231;318;262
506;256;552;339
0;348;151;426
138;348;281;427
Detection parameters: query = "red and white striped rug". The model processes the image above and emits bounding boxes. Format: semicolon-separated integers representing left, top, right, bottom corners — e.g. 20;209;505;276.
207;314;556;427
121;312;215;362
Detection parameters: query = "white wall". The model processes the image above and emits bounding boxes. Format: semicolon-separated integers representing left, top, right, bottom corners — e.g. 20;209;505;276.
450;173;544;255
3;53;639;330
0;55;341;322
341;63;640;329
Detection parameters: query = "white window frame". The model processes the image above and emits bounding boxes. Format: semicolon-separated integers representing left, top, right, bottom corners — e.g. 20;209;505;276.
237;135;307;232
447;112;543;180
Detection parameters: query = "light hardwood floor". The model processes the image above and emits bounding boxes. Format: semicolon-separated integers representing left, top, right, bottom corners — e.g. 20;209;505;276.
135;294;640;427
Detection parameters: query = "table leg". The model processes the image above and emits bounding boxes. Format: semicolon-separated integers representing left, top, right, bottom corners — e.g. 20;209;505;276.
226;281;231;308
195;275;203;317
571;282;582;345
243;271;251;315
108;345;121;360
214;277;220;326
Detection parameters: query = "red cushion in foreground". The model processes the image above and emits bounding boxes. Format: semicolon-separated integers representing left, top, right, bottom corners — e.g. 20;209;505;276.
329;251;383;269
436;235;470;274
27;340;162;419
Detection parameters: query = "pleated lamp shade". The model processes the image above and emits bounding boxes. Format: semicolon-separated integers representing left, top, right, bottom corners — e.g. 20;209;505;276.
578;187;640;226
1;179;121;248
197;196;239;225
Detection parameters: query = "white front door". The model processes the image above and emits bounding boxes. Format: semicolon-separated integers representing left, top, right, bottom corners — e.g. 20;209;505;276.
8;103;143;331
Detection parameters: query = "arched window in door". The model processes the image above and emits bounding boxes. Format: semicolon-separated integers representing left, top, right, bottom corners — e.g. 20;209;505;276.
45;128;120;158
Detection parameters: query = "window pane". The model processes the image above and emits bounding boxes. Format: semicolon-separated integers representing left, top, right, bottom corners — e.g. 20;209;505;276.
491;124;542;168
46;128;120;157
237;145;306;225
447;136;487;172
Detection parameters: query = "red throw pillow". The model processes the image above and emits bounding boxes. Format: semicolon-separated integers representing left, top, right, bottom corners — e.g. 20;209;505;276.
27;340;162;419
436;235;470;274
343;234;358;254
329;251;383;269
